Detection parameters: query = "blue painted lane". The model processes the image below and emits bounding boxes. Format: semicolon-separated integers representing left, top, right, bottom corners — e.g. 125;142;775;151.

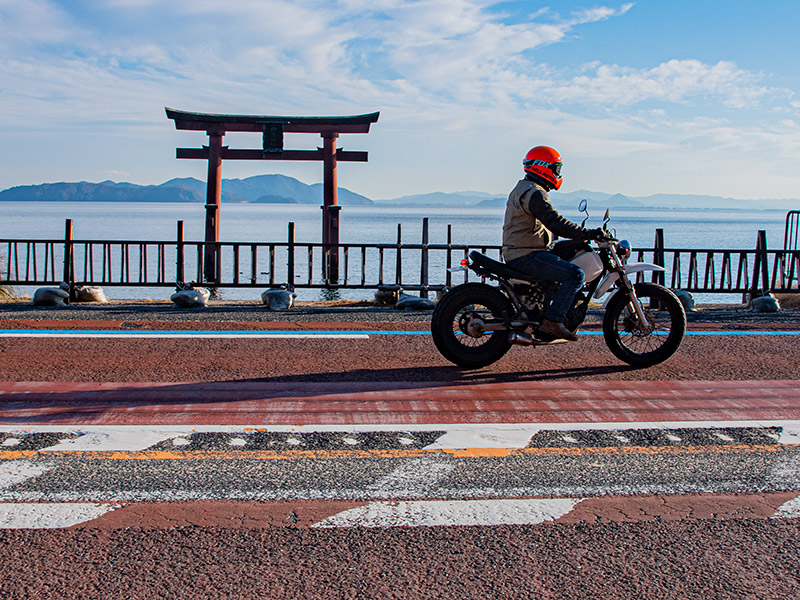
0;329;799;338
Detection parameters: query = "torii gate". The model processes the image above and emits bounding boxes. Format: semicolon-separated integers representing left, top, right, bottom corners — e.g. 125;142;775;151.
165;107;379;283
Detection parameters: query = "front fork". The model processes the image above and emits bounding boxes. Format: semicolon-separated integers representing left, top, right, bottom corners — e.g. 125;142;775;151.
607;244;652;330
614;275;650;330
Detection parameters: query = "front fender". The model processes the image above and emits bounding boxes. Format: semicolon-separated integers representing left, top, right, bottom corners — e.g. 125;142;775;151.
593;262;666;300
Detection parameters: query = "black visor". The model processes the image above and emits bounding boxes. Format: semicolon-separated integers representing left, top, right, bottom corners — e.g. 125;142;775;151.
550;161;562;177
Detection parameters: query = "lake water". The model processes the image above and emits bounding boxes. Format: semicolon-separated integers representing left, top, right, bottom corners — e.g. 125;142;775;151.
0;201;792;302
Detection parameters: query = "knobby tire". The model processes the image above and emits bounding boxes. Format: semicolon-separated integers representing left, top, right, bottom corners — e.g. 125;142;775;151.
603;282;686;367
431;283;513;369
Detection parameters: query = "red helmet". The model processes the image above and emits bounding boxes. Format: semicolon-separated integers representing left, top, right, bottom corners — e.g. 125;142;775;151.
523;146;563;190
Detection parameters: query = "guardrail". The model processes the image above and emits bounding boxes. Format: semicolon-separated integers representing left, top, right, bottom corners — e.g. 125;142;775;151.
2;219;799;300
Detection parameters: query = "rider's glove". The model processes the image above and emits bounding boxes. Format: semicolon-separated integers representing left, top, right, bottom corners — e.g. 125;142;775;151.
588;228;613;241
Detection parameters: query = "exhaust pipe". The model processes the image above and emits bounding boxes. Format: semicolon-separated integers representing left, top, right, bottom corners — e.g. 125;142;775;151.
508;331;534;346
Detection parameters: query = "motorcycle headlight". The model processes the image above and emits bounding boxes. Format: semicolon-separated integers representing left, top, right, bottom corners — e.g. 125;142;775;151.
616;240;631;261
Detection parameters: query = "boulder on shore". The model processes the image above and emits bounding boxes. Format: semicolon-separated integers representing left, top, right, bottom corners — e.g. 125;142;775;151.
749;293;780;313
171;284;211;308
672;289;696;312
374;285;402;306
75;286;109;304
395;292;435;311
261;286;295;311
33;283;70;307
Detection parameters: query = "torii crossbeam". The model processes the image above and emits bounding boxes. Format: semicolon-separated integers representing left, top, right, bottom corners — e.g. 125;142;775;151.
166;108;379;284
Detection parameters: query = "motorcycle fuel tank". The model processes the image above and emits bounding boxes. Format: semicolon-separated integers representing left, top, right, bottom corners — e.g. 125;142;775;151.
570;250;604;282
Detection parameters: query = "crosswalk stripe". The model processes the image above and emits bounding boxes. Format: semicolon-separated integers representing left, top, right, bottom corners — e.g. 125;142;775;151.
312;498;583;528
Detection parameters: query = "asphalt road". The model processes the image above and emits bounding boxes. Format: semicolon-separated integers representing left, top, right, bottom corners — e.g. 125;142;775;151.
0;300;799;599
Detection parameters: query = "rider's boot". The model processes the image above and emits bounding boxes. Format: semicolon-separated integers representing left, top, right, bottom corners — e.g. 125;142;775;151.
539;319;579;342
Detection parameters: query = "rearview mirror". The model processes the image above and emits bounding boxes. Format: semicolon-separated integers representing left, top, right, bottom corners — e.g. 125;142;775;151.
578;199;589;226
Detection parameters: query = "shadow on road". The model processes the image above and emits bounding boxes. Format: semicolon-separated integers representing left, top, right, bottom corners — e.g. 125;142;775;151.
0;364;637;424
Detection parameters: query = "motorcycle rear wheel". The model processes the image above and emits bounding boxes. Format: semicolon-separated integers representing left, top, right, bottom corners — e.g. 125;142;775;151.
603;282;686;367
431;283;514;368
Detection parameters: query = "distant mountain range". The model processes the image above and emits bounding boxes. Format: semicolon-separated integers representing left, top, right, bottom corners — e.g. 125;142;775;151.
0;174;373;205
0;175;797;210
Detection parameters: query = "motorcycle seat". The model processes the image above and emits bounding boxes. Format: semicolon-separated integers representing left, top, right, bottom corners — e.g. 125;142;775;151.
468;251;538;282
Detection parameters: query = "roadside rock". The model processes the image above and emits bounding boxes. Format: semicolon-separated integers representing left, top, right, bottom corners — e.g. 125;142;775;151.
261;287;295;311
395;292;435;311
673;290;696;312
75;286;109;304
749;294;780;313
32;283;70;307
171;286;211;308
374;286;402;306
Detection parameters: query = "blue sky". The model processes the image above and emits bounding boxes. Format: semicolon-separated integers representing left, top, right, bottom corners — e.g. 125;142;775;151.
1;0;799;200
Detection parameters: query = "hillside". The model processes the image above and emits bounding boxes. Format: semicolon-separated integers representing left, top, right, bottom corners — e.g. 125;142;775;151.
0;174;373;205
1;177;797;210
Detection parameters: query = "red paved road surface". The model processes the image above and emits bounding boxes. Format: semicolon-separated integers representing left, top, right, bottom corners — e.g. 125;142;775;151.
1;379;798;425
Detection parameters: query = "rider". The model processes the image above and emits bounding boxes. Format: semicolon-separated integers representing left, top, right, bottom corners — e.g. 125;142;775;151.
502;146;609;342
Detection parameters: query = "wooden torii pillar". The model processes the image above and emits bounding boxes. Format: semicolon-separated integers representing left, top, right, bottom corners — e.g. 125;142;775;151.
166;108;379;283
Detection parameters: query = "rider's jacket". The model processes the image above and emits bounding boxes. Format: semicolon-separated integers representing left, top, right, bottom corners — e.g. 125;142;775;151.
502;177;593;262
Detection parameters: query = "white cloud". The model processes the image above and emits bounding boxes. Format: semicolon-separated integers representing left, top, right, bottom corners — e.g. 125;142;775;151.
0;1;798;198
540;59;782;109
0;0;81;48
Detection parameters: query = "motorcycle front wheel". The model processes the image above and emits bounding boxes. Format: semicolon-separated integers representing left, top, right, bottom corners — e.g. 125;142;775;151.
431;283;514;369
603;282;686;367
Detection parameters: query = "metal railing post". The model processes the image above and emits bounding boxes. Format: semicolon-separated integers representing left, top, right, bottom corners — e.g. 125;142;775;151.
652;228;665;286
63;219;75;300
287;222;295;286
176;220;185;284
395;224;402;286
751;230;769;298
420;217;429;298
445;224;453;288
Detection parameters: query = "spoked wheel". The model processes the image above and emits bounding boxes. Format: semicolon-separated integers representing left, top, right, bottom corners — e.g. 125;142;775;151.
603;282;686;367
431;283;513;368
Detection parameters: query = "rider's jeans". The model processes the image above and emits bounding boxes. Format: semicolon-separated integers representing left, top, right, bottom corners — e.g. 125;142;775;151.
506;250;585;324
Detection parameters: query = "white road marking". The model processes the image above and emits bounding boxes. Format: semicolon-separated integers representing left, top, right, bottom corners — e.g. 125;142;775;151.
773;495;800;518
1;421;799;455
0;460;53;489
367;456;455;497
0;503;118;529
313;498;583;528
778;426;800;445
767;454;800;489
43;429;194;452
422;426;542;450
0;331;368;339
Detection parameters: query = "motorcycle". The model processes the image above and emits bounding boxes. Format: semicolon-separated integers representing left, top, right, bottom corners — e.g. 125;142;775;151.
431;200;686;368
